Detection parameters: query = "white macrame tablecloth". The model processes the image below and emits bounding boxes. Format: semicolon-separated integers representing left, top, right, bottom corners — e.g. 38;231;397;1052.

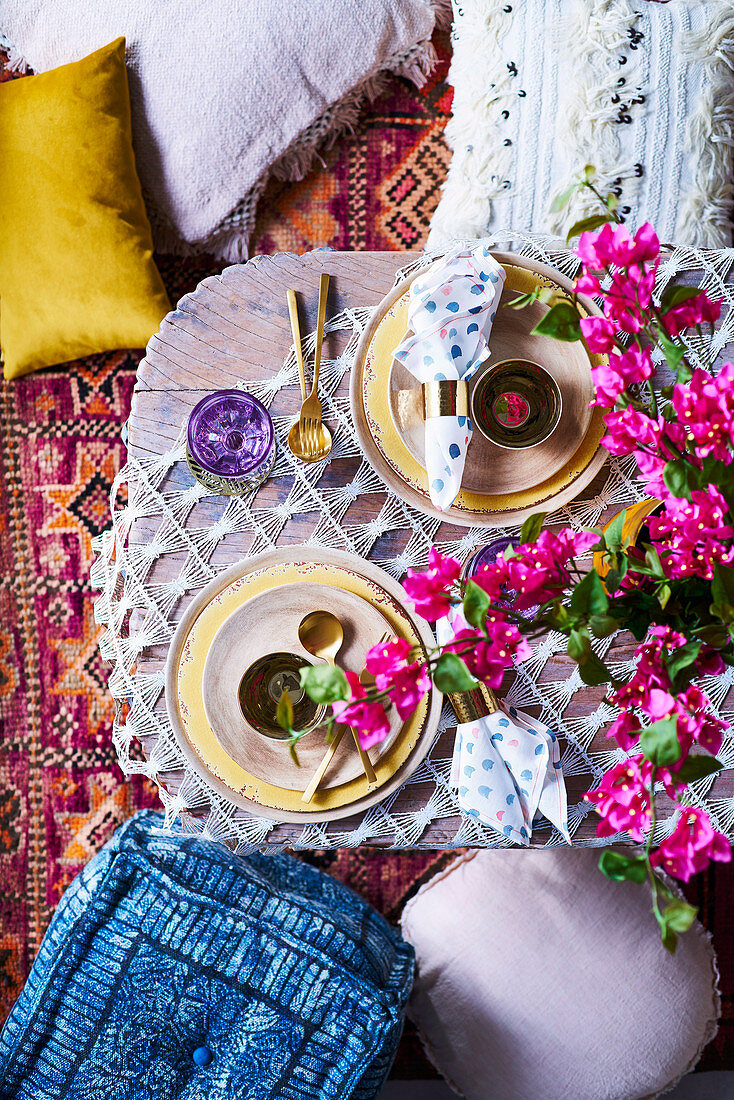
92;235;734;852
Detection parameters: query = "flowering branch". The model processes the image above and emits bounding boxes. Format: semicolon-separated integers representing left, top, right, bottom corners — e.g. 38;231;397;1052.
280;172;733;950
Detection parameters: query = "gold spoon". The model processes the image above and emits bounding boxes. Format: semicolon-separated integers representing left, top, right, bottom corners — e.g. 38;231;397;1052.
286;279;333;463
298;609;377;801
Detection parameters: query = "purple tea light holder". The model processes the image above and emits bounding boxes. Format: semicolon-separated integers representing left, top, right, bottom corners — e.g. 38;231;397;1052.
186;390;275;496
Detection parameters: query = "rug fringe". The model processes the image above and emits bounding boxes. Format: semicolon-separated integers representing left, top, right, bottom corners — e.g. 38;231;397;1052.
173;2;448;261
0;32;29;71
676;10;734;247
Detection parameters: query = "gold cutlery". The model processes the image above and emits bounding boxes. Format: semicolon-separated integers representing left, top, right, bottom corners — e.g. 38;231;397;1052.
299;608;377;801
287;274;333;463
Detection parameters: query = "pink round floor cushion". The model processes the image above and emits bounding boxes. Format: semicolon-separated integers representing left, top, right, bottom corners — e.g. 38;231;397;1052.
400;848;719;1100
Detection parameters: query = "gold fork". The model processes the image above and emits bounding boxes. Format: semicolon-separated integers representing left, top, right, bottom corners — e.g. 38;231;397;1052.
287;273;332;463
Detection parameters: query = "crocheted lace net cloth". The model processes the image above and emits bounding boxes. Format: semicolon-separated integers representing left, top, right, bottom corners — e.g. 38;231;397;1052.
92;233;734;851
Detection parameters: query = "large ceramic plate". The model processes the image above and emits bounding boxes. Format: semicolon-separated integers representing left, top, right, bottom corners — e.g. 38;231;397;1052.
165;547;443;822
350;251;608;527
201;582;403;791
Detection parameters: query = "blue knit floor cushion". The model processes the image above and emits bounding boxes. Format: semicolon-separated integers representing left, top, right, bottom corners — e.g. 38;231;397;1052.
0;810;414;1099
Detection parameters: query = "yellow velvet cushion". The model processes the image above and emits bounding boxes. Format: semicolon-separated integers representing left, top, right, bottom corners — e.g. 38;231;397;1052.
0;37;171;379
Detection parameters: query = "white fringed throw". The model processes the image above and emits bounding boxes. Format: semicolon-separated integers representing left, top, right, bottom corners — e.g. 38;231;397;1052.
429;0;734;250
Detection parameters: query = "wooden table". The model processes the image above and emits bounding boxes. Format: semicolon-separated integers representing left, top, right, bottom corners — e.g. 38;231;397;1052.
127;248;733;847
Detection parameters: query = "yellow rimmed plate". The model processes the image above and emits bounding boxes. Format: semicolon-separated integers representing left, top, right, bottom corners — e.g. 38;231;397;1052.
350;251;609;527
165;547;443;822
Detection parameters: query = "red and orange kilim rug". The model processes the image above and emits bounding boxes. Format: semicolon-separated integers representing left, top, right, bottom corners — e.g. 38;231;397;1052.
1;30;733;1076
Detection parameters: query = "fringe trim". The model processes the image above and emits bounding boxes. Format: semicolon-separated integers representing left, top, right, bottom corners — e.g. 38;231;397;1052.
0;32;30;71
427;1;518;250
158;0;449;262
546;0;643;238
676;8;734;249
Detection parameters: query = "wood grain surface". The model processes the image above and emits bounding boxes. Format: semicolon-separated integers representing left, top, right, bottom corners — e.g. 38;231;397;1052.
128;249;734;847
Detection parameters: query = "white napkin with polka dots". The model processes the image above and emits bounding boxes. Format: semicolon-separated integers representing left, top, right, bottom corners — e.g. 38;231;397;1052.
439;608;571;845
392;242;506;510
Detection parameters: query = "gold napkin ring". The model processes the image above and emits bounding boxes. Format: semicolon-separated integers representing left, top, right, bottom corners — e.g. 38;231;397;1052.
448;683;500;723
422;379;469;419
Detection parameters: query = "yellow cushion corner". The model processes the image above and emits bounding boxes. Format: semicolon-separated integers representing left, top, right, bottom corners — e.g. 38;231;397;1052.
0;36;171;379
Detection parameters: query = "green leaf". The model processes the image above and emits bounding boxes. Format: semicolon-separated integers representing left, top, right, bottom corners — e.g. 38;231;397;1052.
531;302;583;342
639;716;682;767
567;628;591;663
644;547;665;577
661;898;698;934
519;511;547;545
598;850;648;884
662;459;698;500
605;192;619;211
549;182;580;214
300;664;349;704
712;564;734;612
658;584;672;610
665;639;702;684
693;623;730;647
578;652;612;686
657;328;687;373
565;212;615;243
604;509;628;553
583;164;597;182
462;580;491;630
276;690;294;732
660;284;707;312
674;753;724;785
570;570;609;618
661;922;679;955
433;652;478;694
589;614;620;639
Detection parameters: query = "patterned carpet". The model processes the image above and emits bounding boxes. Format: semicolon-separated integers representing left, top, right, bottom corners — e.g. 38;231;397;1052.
1;27;733;1078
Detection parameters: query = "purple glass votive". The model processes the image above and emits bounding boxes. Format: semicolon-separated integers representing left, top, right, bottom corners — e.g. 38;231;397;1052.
186;390;275;495
462;536;540;619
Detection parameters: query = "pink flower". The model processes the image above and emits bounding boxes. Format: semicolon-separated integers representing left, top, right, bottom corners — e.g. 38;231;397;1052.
602;267;657;333
606;709;641;751
365;636;430;720
648;487;734;579
333;671;391;749
499;529;597;610
671;364;734;463
601;407;661;456
585;755;653;841
591;346;655;407
447;614;532;689
580;314;618;353
576;221;660;271
661;292;721;337
403;547;462;622
650;807;731;882
677;684;728;756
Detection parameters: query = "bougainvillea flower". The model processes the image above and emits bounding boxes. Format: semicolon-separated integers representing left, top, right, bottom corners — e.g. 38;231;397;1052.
651;807;731;881
447;613;533;688
601;407;662;456
333;670;392;749
648;487;734;579
585;755;653;842
576;221;660;271
403;547;462;621
672;364;734;462
591;345;655;407
606;708;642;751
661;292;721;337
580;313;618;353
